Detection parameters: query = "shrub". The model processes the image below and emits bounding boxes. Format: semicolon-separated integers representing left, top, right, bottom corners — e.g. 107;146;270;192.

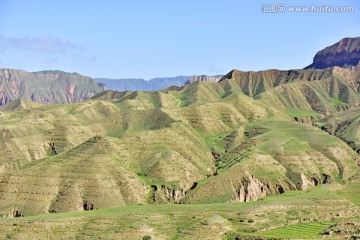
143;235;152;240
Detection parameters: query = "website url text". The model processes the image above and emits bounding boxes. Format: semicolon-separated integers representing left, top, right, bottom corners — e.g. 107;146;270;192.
261;4;355;13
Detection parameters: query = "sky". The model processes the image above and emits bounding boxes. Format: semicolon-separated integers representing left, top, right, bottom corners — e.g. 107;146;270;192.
0;0;359;79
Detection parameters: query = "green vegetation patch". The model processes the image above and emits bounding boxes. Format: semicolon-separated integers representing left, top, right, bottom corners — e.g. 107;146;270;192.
137;173;182;190
336;183;360;206
330;97;348;107
204;132;230;153
286;108;321;118
260;221;335;239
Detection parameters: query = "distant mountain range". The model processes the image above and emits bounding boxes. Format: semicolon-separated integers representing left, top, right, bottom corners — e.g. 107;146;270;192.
0;69;104;105
95;76;189;91
95;75;223;91
1;36;359;106
1;50;360;217
0;69;223;105
1;37;360;239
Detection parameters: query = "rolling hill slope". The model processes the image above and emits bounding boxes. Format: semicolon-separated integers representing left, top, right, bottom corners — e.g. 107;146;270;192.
0;64;359;218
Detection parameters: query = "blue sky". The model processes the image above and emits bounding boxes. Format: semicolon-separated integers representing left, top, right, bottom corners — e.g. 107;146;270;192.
0;0;359;79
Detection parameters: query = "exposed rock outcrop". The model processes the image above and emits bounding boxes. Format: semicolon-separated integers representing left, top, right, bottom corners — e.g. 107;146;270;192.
294;116;316;126
159;185;186;203
182;75;222;86
230;173;294;203
305;37;360;69
299;173;333;190
45;142;58;156
149;185;186;204
12;210;23;218
0;69;104;105
83;201;94;211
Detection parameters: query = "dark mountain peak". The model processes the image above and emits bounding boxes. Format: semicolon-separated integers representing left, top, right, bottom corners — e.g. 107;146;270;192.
305;37;360;69
219;69;243;81
323;37;360;54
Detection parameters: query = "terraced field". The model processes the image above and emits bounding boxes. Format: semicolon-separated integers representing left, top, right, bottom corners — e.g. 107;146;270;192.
0;65;359;239
0;185;358;239
260;222;335;239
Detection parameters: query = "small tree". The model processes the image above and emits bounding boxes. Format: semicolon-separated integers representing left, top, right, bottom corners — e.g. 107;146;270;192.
143;236;152;240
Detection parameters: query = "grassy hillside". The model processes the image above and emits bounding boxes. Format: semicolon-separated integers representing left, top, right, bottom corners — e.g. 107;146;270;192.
0;65;359;239
0;184;358;239
320;107;360;153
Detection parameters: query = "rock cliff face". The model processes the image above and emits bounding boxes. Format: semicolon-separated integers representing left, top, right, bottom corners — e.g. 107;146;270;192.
0;69;104;105
299;173;333;190
305;37;360;69
149;185;186;204
230;172;293;203
182;75;223;86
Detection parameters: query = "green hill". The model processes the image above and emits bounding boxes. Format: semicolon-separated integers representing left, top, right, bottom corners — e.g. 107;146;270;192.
0;65;359;239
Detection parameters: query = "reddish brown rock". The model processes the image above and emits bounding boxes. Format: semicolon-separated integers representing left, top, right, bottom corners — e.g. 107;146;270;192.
0;69;104;105
305;37;360;69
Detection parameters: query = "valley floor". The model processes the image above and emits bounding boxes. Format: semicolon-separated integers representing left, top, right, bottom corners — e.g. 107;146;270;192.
0;184;359;240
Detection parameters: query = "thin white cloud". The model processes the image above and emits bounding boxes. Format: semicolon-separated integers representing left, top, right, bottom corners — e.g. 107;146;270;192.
47;58;59;63
0;37;7;53
209;64;224;74
0;36;80;54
